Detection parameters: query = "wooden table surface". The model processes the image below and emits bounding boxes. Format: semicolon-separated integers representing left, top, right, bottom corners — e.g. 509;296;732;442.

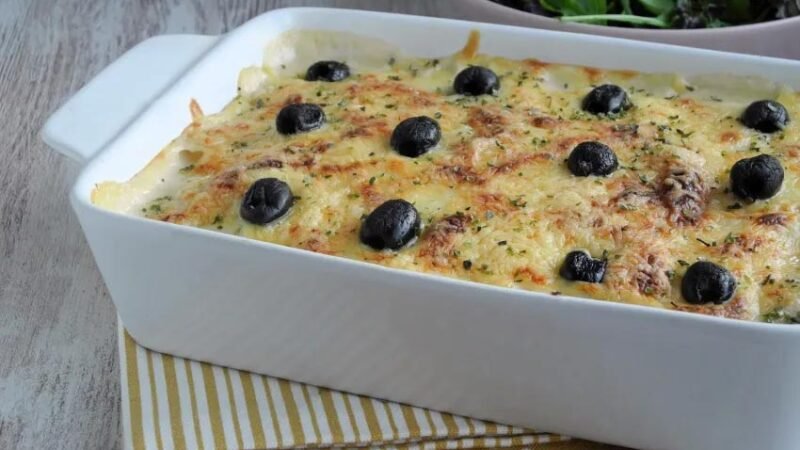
0;1;483;448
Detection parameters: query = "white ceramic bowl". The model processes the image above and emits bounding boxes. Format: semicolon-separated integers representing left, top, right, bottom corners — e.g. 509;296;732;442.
454;0;800;59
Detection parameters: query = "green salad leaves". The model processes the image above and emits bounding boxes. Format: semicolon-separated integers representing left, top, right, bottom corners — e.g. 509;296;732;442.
491;0;800;28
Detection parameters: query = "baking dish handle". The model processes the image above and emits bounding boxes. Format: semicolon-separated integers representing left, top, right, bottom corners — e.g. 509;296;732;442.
42;34;219;165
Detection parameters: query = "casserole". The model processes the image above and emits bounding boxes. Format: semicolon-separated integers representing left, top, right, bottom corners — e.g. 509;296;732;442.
92;28;800;322
43;8;800;450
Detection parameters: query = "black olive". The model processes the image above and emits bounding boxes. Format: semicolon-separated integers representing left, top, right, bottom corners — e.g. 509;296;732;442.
730;154;784;200
740;100;789;133
240;178;294;225
681;261;737;305
582;84;632;115
560;250;607;283
390;116;442;157
453;66;500;96
305;61;350;82
275;103;325;135
567;141;618;177
360;199;421;250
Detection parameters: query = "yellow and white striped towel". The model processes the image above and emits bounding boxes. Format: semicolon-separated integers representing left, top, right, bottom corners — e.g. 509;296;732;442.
119;326;620;450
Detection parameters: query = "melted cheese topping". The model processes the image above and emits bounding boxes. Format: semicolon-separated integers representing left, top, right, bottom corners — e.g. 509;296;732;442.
94;31;800;322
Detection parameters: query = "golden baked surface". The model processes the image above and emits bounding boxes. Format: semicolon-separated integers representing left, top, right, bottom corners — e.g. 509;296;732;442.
94;32;800;322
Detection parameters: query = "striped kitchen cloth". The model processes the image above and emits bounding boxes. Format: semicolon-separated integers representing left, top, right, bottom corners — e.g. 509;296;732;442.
119;326;621;450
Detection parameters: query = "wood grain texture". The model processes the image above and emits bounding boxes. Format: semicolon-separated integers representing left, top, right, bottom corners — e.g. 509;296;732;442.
0;1;457;449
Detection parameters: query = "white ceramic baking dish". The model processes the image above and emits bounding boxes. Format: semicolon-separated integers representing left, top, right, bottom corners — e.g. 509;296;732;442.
42;8;800;450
